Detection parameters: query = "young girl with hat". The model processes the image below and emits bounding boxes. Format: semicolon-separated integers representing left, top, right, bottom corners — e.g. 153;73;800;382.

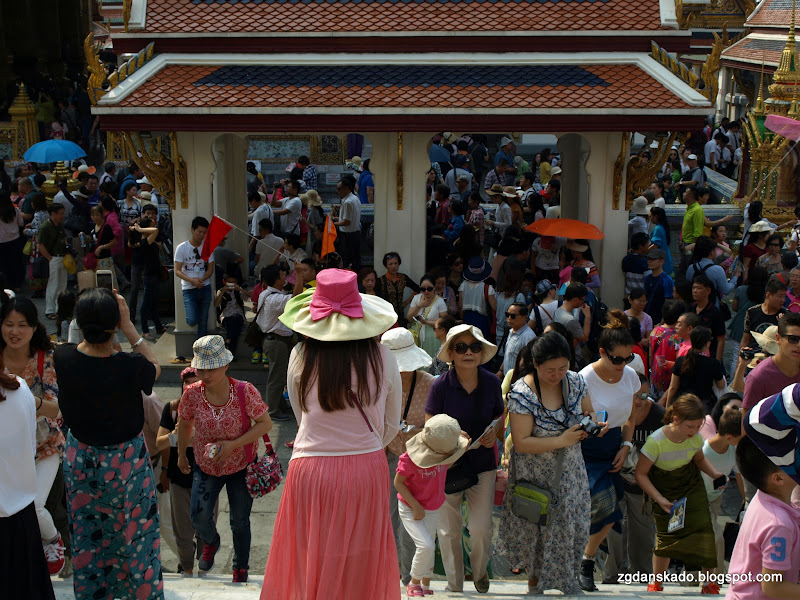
261;269;402;599
395;414;468;597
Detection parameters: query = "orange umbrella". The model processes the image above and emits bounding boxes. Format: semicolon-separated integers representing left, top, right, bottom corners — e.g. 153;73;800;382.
525;218;604;240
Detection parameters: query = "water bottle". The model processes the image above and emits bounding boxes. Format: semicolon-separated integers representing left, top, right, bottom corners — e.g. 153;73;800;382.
78;232;86;248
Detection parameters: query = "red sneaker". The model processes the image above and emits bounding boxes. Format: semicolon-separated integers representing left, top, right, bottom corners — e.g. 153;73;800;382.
702;582;720;595
232;568;248;583
44;533;65;576
647;581;664;592
198;538;220;572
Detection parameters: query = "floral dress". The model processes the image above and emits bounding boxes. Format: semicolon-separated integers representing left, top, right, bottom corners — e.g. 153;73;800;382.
650;325;682;398
497;372;591;594
20;349;64;461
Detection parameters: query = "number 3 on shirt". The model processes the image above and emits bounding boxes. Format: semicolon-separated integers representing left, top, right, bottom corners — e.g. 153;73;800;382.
770;537;787;562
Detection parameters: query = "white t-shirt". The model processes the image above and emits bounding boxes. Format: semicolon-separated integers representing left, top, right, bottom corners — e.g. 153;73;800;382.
280;196;302;235
174;240;214;291
701;440;738;501
250;203;274;237
537;300;560;329
704;140;719;166
254;233;283;277
459;280;494;315
578;364;639;429
0;378;37;518
52;191;74;217
532;237;565;271
339;192;362;234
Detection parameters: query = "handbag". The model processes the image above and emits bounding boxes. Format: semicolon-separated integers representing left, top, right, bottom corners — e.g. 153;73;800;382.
33;351;51;447
485;228;502;249
445;459;479;494
236;381;283;498
508;375;569;527
22;238;33;256
83;251;97;271
723;502;745;561
244;294;268;349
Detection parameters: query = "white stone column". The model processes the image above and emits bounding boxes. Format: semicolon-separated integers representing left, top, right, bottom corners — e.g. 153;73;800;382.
172;132;218;349
582;132;628;310
211;133;249;267
372;131;429;281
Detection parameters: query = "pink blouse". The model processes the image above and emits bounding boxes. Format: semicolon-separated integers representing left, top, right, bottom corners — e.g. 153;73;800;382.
287;344;402;460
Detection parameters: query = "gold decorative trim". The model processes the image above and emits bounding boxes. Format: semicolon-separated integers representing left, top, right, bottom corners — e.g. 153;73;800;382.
625;132;679;209
107;42;155;90
171;132;189;210
7;84;38;158
118;131;182;210
651;41;705;96
612;132;630;211
83;33;108;106
122;0;131;32
396;133;404;211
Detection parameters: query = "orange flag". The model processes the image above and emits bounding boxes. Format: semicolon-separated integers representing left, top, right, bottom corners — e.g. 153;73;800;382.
321;214;337;257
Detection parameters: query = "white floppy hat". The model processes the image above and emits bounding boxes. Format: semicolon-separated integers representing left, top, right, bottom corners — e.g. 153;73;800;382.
631;195;650;216
499;136;513;146
437;324;497;365
380;328;432;372
550;166;562;176
405;414;469;468
749;220;775;234
191;335;234;370
752;325;780;356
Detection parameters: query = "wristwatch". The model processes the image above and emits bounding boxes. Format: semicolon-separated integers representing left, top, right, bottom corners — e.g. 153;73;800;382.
621;441;634;451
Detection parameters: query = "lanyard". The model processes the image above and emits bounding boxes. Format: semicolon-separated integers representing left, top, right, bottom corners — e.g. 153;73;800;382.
403;371;418;421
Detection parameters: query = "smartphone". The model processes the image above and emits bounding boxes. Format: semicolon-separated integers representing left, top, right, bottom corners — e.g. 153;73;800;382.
227;282;235;290
596;410;607;423
96;269;114;291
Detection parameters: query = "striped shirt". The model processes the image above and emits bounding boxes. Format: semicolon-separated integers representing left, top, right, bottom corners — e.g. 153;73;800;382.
641;427;703;471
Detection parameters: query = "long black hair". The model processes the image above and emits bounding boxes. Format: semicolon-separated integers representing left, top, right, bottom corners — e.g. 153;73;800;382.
0;190;15;224
650;206;670;245
680;326;713;376
0;296;52;356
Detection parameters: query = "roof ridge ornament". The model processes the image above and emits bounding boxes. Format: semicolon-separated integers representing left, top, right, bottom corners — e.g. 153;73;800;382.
650;40;707;97
107;42;155;90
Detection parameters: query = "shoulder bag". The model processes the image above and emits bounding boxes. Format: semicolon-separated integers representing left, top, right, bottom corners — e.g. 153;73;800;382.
237;381;283;498
244;293;269;349
508;375;569;526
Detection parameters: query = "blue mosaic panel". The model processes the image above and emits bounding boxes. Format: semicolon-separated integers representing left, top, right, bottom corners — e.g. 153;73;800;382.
194;65;610;89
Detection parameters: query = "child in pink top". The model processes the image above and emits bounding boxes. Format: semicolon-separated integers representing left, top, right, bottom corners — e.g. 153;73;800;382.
726;437;800;599
394;414;468;598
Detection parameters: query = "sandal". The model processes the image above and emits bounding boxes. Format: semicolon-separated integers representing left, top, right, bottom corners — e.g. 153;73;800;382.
170;356;189;364
510;568;522;575
47;314;57;320
142;333;154;340
284;440;295;449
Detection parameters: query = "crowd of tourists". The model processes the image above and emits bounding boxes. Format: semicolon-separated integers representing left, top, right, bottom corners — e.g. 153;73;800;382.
5;130;800;600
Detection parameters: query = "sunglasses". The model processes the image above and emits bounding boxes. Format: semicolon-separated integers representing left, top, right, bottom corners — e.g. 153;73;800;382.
784;334;800;345
505;312;521;319
453;342;483;355
606;353;635;365
420;286;435;292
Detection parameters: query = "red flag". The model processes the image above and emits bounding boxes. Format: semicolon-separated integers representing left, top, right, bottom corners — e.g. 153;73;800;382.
321;214;337;258
200;215;233;260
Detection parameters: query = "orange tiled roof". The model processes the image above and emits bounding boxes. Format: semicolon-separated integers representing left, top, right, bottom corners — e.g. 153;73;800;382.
721;35;783;68
747;0;797;28
141;0;666;33
113;63;693;110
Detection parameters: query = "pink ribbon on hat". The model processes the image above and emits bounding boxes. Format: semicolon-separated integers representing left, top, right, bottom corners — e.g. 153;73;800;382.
309;288;364;321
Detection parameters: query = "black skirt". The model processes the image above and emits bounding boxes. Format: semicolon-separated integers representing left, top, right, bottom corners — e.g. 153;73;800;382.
0;502;56;600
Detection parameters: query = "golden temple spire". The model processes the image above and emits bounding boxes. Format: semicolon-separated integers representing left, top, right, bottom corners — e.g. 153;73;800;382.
768;0;800;108
754;51;767;116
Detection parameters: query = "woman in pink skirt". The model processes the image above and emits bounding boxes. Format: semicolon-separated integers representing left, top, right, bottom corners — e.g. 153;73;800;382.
261;268;402;600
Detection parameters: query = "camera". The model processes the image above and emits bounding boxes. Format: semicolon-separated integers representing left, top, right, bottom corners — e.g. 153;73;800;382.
740;348;755;360
577;415;602;437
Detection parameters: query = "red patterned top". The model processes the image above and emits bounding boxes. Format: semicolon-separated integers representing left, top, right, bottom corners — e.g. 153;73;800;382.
178;378;268;477
18;350;64;461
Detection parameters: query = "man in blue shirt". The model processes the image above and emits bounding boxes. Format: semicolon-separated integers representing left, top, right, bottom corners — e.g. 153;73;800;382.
118;161;143;200
357;159;374;204
644;248;674;324
494;136;516;185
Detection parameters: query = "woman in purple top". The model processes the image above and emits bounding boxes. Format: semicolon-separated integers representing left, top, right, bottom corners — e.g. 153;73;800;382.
425;324;504;594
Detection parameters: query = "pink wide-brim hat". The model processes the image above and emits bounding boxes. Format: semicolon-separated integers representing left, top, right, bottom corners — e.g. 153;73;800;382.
279;269;397;341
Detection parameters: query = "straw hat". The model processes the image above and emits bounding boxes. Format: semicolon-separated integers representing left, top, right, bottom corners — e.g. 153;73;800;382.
463;256;492;282
191;335;233;370
631;196;650;216
349;156;363;168
752;325;780;356
443;132;458;144
437;324;497;365
566;240;589;253
136;176;152;187
499;136;513;147
72;164;96;179
749;220;774;234
502;186;518;199
405;414;469;468
279;269;397;341
301;189;323;207
487;183;505;198
138;191;152;202
380;328;432;372
550;166;562;176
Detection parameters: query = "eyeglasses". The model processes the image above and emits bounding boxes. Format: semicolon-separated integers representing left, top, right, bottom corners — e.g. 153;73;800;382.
453;342;483;355
505;312;521;319
784;334;800;345
420;286;434;292
606;353;635;365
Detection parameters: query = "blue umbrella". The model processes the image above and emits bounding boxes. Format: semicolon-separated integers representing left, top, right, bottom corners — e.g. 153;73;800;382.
23;139;87;164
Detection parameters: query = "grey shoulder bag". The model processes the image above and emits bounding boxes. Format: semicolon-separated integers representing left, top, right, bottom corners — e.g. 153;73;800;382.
508;375;569;527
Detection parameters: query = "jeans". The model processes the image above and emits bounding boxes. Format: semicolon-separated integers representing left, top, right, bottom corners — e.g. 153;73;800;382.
190;467;253;571
183;285;212;338
222;314;245;354
45;256;67;315
129;263;143;321
140;274;163;334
